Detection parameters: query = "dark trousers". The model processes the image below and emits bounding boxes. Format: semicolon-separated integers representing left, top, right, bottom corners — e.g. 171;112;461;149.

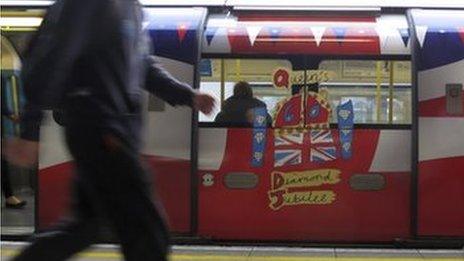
1;157;14;198
14;124;169;261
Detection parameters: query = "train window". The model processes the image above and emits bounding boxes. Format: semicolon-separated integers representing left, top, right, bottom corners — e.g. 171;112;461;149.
320;60;411;125
199;59;411;126
199;59;293;124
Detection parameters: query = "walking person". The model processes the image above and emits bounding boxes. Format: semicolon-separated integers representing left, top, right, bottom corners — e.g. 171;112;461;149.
3;0;214;260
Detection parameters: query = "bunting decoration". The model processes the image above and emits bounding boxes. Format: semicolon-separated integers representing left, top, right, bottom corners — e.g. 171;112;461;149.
177;23;190;43
269;27;281;40
458;27;464;44
144;8;204;64
310;26;326;46
398;28;410;47
332;27;347;44
205;26;219;45
246;25;262;46
415;25;428;48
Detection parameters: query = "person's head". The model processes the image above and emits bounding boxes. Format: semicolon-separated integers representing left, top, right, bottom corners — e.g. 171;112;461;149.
233;81;253;99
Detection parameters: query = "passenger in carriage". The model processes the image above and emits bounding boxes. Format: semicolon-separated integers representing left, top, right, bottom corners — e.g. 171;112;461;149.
3;0;215;261
215;81;272;126
1;93;27;209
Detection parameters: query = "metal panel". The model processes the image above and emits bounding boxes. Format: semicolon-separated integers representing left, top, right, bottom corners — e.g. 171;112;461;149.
224;172;259;189
446;83;463;115
349;174;386;191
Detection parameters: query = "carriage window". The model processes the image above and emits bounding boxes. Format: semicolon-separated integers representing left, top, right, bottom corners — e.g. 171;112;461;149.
320;60;411;125
199;59;293;124
199;59;411;126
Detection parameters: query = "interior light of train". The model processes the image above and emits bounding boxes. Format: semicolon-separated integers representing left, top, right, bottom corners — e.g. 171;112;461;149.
228;0;464;9
0;17;43;27
233;6;381;12
139;0;224;6
0;0;53;6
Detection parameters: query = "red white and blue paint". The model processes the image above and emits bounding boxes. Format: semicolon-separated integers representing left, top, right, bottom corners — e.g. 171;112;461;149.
411;9;464;237
31;8;463;242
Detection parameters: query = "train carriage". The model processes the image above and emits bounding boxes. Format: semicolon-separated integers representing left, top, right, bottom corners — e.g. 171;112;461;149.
1;0;463;244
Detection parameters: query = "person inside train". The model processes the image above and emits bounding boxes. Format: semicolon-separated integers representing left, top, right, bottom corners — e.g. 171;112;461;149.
1;90;27;209
215;81;272;126
2;0;215;260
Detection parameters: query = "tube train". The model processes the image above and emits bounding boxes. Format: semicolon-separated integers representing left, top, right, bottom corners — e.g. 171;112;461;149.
1;1;463;244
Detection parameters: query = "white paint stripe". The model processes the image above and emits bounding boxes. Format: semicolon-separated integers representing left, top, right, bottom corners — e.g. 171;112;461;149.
418;59;464;101
142;57;193;160
38;111;72;169
198;128;227;170
369;130;411;172
419;117;464;161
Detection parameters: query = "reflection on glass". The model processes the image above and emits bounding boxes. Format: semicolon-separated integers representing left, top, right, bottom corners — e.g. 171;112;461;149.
200;59;411;125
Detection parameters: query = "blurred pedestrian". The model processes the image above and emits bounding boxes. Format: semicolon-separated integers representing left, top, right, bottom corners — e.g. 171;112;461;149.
3;0;214;260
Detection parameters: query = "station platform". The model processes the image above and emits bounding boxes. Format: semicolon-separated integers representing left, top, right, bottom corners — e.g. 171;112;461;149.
1;242;463;261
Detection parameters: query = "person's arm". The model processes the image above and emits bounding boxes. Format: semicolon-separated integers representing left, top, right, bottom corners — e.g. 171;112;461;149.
20;0;101;141
144;55;215;114
143;56;195;107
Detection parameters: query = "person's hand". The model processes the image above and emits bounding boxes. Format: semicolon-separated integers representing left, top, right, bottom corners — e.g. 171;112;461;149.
8;114;20;123
2;138;39;168
193;92;215;115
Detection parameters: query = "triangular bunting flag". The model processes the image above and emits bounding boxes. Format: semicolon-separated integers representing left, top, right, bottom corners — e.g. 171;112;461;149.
177;23;190;43
415;25;428;48
398;28;410;47
458;27;464;44
311;26;326;46
332;27;346;44
246;26;262;46
142;21;150;30
269;27;281;40
205;27;218;45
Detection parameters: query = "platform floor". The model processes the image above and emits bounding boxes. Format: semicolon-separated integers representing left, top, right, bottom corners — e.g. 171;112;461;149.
1;242;463;261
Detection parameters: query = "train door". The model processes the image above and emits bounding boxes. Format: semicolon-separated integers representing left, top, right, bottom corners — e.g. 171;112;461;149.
141;8;207;234
0;7;208;236
197;13;413;242
1;35;36;235
409;9;464;237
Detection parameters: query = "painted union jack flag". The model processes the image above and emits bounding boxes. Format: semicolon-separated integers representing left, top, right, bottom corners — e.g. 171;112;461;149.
274;130;337;167
310;130;337;162
274;133;304;167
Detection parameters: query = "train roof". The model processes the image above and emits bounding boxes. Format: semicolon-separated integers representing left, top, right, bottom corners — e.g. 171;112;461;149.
1;0;464;9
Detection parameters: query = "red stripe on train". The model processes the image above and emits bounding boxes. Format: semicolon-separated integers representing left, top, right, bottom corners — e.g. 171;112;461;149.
419;96;464;117
418;156;464;236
